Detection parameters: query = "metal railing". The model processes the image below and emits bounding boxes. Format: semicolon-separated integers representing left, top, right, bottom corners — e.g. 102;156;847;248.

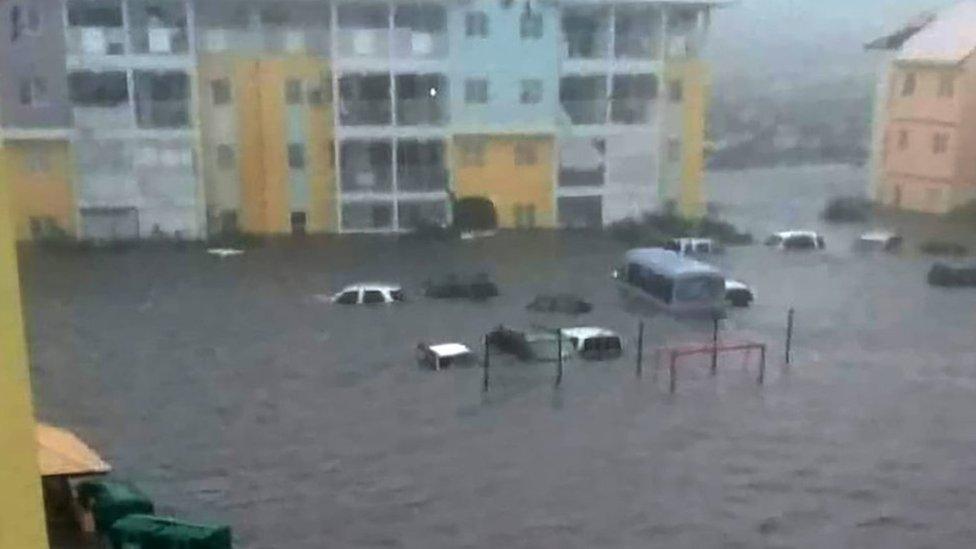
558;168;605;187
73;105;134;128
136;100;190;128
396;166;448;192
396;99;448;126
560;100;607;125
339;169;393;193
336;29;390;58
614;36;659;59
339;99;392;126
562;34;609;59
610;98;655;125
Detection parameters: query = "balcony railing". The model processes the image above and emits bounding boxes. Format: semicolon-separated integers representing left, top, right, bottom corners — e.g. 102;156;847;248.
391;30;448;60
73;104;133;129
397;166;448;192
131;27;190;55
339;99;392;126
396;99;448;126
66;27;127;56
263;28;331;55
199;29;263;52
615;36;658;59
136;100;190;128
337;29;390;58
340;169;393;193
610;98;654;125
563;33;609;59
561;100;607;125
559;168;605;187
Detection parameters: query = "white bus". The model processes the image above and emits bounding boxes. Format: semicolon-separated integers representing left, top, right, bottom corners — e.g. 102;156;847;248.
615;248;726;315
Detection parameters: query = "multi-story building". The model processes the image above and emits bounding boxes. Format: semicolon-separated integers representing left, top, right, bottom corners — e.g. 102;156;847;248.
867;2;976;214
1;0;723;240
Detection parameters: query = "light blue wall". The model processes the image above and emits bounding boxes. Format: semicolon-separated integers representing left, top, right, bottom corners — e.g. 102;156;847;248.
449;0;560;134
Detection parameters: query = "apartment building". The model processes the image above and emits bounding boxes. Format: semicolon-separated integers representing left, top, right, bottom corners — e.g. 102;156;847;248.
1;0;723;239
867;1;976;214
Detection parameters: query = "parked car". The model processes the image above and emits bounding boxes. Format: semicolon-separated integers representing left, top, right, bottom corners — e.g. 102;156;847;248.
331;283;404;305
416;342;477;370
424;273;498;300
928;262;976;287
526;293;593;315
665;237;721;255
855;231;903;252
486;325;574;361
765;230;825;251
562;327;623;360
724;279;755;307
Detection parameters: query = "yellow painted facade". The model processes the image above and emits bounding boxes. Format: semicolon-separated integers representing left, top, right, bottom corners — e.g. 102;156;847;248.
669;60;709;218
0;146;50;549
452;135;555;229
198;54;335;235
4;140;75;241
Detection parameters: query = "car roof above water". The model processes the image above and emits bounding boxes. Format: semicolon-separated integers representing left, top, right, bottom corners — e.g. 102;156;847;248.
624;248;723;278
772;230;821;239
339;282;401;293
561;327;619;340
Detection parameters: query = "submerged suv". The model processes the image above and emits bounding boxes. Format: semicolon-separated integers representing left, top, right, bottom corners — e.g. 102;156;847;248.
331;283;404;305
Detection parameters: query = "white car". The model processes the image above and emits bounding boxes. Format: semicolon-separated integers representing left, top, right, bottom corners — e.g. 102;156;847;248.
331;283;404;305
665;237;719;255
855;230;903;252
416;342;477;370
725;279;755;307
561;327;623;360
765;230;825;251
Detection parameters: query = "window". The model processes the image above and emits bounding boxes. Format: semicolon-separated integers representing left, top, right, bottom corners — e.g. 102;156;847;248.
465;11;488;38
520;80;542;104
308;78;331;106
69;71;129;106
285;79;303;105
939;74;955;98
26;150;50;173
668;80;683;102
362;290;385;304
898;130;909;150
19;77;47;106
216;145;235;170
520;11;543;39
458;138;486;166
211;79;231;105
465;78;488;104
515;142;538;165
290;211;307;235
336;291;358;304
288;144;306;169
902;72;916;96
933;132;949;155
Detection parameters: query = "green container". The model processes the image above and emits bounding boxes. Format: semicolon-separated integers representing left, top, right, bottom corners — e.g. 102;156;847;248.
109;514;232;549
76;480;155;532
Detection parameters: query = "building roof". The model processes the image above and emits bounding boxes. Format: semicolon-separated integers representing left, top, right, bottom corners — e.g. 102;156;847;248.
865;10;938;51
37;423;111;478
897;1;976;64
624;248;723;278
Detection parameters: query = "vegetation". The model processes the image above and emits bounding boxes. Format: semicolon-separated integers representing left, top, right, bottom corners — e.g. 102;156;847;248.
821;196;871;223
607;208;753;247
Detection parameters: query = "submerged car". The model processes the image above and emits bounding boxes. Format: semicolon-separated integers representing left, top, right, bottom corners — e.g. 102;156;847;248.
928;263;976;287
765;230;825;251
424;273;498;300
486;325;574;362
665;238;721;255
724;279;755;307
416;342;477;370
331;283;404;305
562;327;623;360
855;231;903;252
526;293;593;315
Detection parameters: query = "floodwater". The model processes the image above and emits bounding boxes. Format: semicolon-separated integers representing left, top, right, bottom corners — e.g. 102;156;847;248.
23;164;976;548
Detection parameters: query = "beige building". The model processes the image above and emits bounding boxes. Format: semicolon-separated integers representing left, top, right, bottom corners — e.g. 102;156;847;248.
867;1;976;214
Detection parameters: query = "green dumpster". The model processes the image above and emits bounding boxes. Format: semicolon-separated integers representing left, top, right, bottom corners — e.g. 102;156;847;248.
76;480;155;532
109;514;232;549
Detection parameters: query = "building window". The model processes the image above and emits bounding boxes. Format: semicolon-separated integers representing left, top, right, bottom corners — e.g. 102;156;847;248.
291;211;307;235
465;11;488;38
667;137;681;161
897;129;909;150
933;132;949;154
939;74;955;98
465;78;488;104
458;138;486;166
285;79;303;105
216;144;235;170
668;80;683;102
901;72;916;96
514;142;538;165
25;150;50;173
19;77;47;106
520;11;543;39
308;77;331;106
211;79;231;105
520;80;543;104
288;143;306;169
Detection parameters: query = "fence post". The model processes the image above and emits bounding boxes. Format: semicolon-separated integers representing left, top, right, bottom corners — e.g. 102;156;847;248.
759;344;766;385
636;320;644;378
711;315;719;376
556;329;563;387
482;335;490;392
785;308;794;365
669;350;677;394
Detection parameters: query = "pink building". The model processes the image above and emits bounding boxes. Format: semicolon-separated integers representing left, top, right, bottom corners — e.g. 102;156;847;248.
868;2;976;213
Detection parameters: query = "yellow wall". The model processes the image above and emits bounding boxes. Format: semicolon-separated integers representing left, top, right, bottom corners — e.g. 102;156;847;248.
0;146;50;549
199;55;335;234
5;141;74;241
668;60;709;218
452;135;555;229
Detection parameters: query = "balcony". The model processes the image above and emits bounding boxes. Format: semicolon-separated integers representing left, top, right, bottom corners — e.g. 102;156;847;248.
615;7;661;60
392;30;448;60
396;99;448;126
337;29;390;58
127;0;189;55
562;8;610;60
339;99;392;126
610;98;654;125
340;141;393;193
559;168;604;187
136;100;189;128
73;104;133;129
397;166;448;193
198;29;263;53
131;26;189;55
561;100;607;125
615;36;658;60
261;28;330;55
65;27;127;56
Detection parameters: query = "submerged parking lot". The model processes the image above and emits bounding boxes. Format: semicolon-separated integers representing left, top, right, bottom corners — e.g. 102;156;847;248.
23;165;976;548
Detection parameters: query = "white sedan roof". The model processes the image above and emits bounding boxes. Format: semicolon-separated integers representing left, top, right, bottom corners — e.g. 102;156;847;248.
428;343;472;358
773;230;821;239
338;282;401;293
